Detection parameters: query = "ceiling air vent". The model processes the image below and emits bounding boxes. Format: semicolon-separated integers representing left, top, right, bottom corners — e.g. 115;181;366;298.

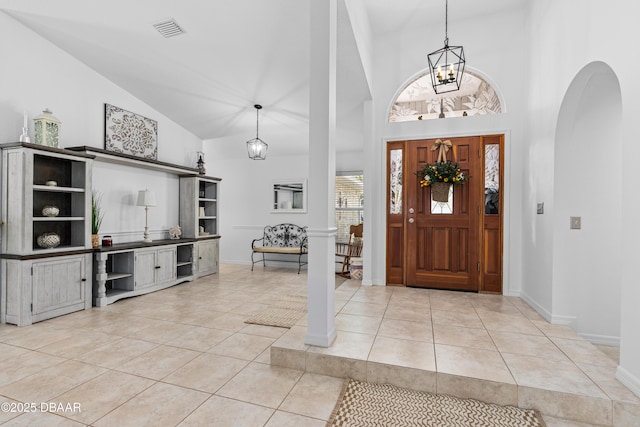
153;19;185;38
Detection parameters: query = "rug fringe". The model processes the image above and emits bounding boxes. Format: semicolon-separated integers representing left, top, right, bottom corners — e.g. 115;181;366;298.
326;378;351;427
534;409;548;427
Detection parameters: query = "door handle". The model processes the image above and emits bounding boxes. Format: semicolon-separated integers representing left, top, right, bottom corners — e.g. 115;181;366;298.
408;218;415;224
409;208;415;214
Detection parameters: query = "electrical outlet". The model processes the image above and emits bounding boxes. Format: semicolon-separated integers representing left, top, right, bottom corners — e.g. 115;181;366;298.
570;216;581;229
537;203;544;214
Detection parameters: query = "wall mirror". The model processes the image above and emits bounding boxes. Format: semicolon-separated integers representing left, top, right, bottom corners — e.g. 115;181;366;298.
272;179;307;213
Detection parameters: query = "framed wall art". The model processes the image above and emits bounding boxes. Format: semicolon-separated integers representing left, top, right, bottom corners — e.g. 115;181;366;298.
104;103;158;160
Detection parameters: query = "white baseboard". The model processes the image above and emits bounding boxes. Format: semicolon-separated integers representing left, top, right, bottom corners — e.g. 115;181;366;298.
616;366;640;398
519;291;553;322
519;291;579;325
550;314;576;326
304;329;337;348
221;259;251;265
580;333;620;346
518;292;622;345
222;258;306;271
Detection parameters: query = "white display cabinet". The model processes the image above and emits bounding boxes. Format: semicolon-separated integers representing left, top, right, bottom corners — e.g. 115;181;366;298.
0;143;94;326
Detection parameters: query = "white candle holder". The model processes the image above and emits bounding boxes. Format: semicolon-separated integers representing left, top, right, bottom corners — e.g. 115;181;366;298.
19;111;30;143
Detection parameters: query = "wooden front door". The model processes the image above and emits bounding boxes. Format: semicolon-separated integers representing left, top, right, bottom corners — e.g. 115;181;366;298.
386;135;504;292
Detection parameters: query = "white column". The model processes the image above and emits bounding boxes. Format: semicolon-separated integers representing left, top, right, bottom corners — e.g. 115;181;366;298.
361;100;374;286
305;0;337;348
94;252;108;307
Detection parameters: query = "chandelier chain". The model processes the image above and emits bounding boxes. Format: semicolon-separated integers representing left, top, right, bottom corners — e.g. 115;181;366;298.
256;107;259;139
427;0;465;94
444;0;449;46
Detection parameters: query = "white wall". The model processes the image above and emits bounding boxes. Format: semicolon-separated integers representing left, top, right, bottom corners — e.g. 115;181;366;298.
336;150;364;172
366;7;527;292
206;136;311;266
523;0;640;395
206;147;363;267
552;63;622;343
0;12;202;242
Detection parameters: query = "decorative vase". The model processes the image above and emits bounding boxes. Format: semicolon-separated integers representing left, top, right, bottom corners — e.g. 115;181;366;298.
91;234;100;248
431;182;451;203
37;232;61;249
42;206;59;217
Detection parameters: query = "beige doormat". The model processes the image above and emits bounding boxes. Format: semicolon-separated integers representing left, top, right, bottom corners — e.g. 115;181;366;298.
328;379;546;427
244;295;307;328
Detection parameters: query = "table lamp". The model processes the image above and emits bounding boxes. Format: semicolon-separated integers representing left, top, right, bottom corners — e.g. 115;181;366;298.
137;189;157;242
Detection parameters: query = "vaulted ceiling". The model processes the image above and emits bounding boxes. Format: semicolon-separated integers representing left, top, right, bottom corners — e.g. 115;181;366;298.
0;0;525;154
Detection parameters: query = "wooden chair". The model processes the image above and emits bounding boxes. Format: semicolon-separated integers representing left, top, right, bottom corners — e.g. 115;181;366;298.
335;223;363;277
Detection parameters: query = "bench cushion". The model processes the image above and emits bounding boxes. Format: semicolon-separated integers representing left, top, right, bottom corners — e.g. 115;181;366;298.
253;246;308;254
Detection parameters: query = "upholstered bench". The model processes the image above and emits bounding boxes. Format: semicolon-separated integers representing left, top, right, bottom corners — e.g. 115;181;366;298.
251;224;308;273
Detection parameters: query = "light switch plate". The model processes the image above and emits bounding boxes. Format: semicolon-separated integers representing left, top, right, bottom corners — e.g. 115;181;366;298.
570;216;581;229
537;203;544;214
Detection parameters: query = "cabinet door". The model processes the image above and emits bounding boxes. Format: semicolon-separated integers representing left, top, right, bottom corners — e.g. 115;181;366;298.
135;250;157;289
156;247;177;284
197;240;218;275
32;256;86;316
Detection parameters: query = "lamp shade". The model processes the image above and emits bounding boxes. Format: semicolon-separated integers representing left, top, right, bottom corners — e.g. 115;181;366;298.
137;189;157;207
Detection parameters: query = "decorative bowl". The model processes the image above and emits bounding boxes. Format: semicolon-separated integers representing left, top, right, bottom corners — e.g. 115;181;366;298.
42;206;59;217
37;232;61;249
45;180;57;186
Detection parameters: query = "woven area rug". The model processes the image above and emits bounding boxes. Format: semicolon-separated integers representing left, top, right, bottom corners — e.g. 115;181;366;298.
328;379;546;427
244;295;307;328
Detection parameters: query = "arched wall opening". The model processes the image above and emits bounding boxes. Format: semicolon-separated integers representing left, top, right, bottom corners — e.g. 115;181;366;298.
553;61;622;344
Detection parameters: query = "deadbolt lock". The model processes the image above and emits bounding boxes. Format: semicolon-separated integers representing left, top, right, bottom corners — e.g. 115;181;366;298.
409;208;415;214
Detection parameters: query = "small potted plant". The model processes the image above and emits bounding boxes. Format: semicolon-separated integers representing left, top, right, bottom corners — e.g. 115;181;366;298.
417;160;466;202
91;192;105;248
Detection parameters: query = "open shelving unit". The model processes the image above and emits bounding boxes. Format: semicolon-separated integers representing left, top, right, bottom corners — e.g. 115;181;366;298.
30;153;90;253
180;175;220;238
104;250;134;298
62;145;221;305
176;243;194;280
93;240;197;306
1;143;94;326
197;179;218;237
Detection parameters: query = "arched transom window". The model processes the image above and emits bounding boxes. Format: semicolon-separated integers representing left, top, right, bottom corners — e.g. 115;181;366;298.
389;70;502;122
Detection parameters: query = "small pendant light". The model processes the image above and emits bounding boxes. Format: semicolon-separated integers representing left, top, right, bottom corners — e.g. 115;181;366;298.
246;104;268;160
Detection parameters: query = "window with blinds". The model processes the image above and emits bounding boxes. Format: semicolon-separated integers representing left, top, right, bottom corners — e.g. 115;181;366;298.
336;174;364;242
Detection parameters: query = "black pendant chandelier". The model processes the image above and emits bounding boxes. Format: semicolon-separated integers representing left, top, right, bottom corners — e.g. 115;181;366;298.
246;104;268;160
427;0;466;94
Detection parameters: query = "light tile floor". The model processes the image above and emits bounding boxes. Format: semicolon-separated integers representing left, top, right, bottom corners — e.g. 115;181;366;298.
0;264;636;426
